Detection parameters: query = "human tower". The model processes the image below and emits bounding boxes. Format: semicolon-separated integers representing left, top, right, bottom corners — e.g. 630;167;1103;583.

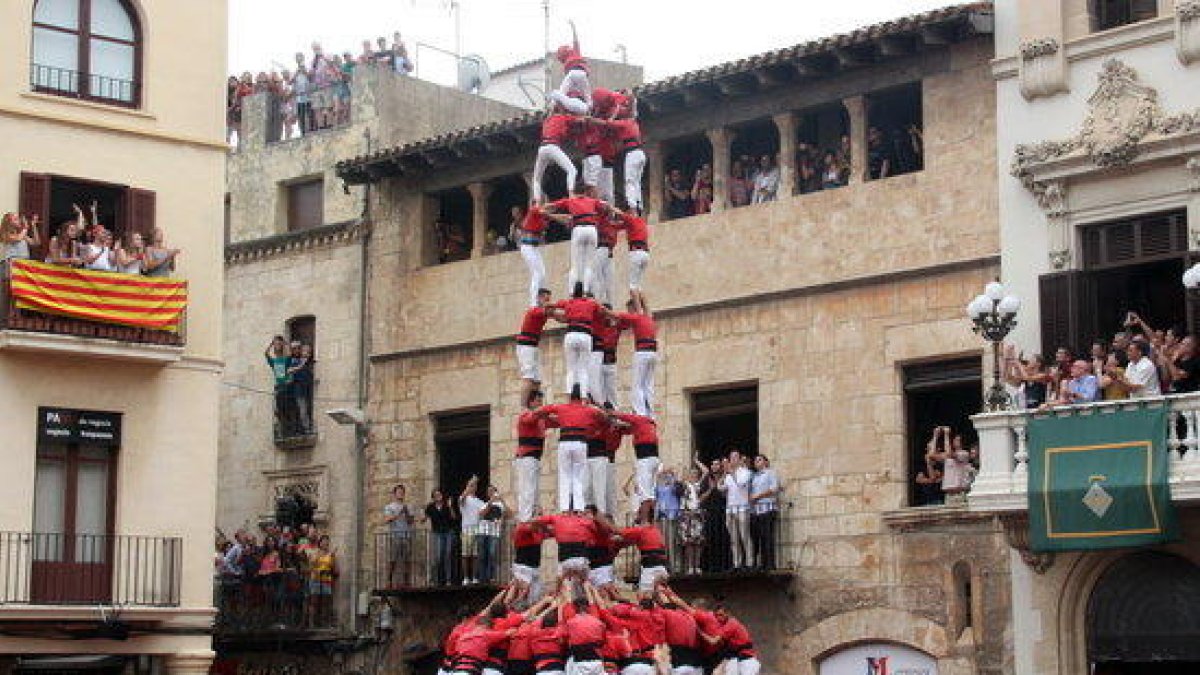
440;32;763;675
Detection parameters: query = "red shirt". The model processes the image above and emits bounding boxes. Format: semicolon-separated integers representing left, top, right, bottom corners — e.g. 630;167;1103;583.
618;312;656;347
608;118;642;149
549;196;605;229
521;208;549;237
619;212;649;249
517;306;550;345
534;513;598;546
509;622;536;661
445;619;475;656
608;604;666;651
619;525;666;553
581;120;605;156
601;627;633;662
597;213;621;248
455;625;511;661
718;618;755;656
530;623;565;660
542;113;576;145
564;611;606;647
693;610;721;656
538;402;606;439
591;88;627;119
614;413;657;446
660;607;698;648
513;521;547;549
516;411;547;458
555;297;603;333
603;423;623;460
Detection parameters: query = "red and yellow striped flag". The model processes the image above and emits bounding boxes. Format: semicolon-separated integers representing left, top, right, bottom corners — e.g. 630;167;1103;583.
10;259;187;332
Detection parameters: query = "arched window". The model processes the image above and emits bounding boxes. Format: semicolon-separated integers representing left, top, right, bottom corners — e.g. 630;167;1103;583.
31;0;141;106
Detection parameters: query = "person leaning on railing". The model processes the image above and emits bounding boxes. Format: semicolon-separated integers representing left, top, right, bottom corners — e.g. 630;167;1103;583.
1;212;40;279
424;488;460;587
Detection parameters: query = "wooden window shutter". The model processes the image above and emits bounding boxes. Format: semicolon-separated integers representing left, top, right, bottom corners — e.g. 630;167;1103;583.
121;188;156;240
18;172;52;259
1039;270;1087;358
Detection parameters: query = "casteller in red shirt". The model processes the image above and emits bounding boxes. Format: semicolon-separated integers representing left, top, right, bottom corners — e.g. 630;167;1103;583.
617;211;649;252
516;305;551;347
515;409;547;459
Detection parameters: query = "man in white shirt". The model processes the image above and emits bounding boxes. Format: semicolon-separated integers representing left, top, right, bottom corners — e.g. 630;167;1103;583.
749;455;781;571
459;476;487;584
718;450;755;570
1122;341;1162;398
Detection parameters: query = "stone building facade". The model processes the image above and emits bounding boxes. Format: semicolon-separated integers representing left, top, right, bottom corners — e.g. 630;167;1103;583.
335;5;1014;674
970;1;1200;673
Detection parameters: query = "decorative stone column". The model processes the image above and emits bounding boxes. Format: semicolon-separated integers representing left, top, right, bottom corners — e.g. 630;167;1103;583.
842;96;867;185
1032;180;1071;270
1018;38;1067;100
773;112;797;197
706;127;731;212
164;651;216;675
467;182;492;259
1177;1;1200;65
646;141;665;223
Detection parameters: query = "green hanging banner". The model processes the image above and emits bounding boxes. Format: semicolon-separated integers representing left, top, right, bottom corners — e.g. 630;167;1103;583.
1027;404;1179;552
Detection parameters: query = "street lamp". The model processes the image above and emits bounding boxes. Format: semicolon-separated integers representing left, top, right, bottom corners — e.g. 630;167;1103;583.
967;281;1021;412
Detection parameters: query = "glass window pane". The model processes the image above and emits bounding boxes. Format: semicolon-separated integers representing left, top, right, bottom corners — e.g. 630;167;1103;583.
33;0;79;30
88;39;134;101
90;0;134;40
32;27;80;92
75;461;109;563
33;459;66;561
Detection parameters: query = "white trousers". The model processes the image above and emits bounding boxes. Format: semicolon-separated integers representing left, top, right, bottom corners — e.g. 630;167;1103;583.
533;144;577;202
591;245;614;306
520;244;546;307
723;658;761;675
582;154;602;188
624;148;646;212
726;510;754;569
671;667;702;675
557;440;588;512
598;166;615;204
568;225;598;295
587;456;609;512
550;89;589;115
628;249;650;291
623;664;655;675
599;362;617;407
514;455;540;522
563;331;593;398
588;351;605;404
571;660;605;675
516;344;541;382
635;456;660;504
605;459;617;515
631;350;658;417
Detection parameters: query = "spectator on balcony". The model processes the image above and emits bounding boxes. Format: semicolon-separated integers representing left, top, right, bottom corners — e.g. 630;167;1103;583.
866;126;891;180
331;55;352;126
1160;334;1200;394
1053;359;1100;405
45;214;81;266
266;336;295;436
749;455;780;571
665;169;692;220
914;438;944;507
796;151;820;194
305;534;336;627
929;427;977;503
719;451;754;570
478;485;506;585
144;227;180;278
1090;340;1109;378
436;218;470;264
385;484;416;587
1049;347;1074;398
1003;345;1051;409
114;231;145;275
1120;340;1162;398
82;228;117;272
700;457;728;573
821;151;848;190
373;37;395;69
257;536;285;611
288;343;315;434
679;458;709;575
292;61;313;135
460;475;487;585
1099;351;1131;400
358;40;376;65
729;160;752;207
2;213;39;277
751;155;779;204
654;467;681;522
423;489;459;586
392;32;414;74
691;165;713;215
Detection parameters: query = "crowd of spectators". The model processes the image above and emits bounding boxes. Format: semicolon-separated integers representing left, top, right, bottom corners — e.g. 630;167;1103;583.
214;522;338;629
1;204;179;279
1004;312;1200;409
265;336;316;438
227;33;413;146
913;426;979;507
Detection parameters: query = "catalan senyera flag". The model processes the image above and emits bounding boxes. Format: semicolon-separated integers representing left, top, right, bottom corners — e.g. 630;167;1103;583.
9;259;187;332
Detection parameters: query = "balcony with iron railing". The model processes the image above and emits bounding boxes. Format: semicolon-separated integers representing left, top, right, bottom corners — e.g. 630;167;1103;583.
213;572;337;637
29;63;139;107
0;532;181;607
0;262;186;363
373;505;797;595
968;393;1200;515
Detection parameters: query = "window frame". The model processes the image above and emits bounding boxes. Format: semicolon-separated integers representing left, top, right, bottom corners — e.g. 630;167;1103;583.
1090;0;1159;33
30;0;143;108
285;178;325;233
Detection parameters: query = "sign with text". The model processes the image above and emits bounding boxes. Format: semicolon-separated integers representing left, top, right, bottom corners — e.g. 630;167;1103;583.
819;643;937;675
38;407;122;445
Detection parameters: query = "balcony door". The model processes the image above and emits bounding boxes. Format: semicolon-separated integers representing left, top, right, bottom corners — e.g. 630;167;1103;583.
31;443;116;604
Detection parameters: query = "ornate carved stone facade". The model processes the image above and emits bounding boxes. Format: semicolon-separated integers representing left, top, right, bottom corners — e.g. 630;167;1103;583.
1018;37;1067;101
1178;0;1200;64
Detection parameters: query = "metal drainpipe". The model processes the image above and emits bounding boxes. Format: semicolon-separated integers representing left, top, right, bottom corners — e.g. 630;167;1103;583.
353;126;373;641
